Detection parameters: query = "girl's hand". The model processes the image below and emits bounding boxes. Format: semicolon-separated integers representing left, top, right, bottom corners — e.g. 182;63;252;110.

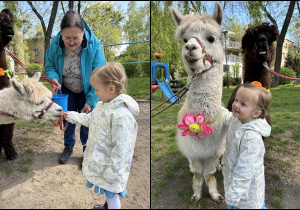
62;112;68;119
81;103;91;114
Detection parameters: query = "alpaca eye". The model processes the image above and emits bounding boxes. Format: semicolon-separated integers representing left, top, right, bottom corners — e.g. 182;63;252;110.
207;37;215;43
36;100;44;106
183;39;188;43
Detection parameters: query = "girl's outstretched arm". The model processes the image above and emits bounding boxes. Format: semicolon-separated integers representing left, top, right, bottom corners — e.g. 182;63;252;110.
64;111;92;128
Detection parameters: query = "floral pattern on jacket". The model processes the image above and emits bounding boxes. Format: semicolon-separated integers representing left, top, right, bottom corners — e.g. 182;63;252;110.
66;94;139;193
221;107;271;209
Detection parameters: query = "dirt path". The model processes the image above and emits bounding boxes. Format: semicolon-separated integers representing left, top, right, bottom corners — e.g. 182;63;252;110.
0;101;150;209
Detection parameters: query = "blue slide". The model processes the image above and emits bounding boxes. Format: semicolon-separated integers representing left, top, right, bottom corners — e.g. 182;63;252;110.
155;78;178;103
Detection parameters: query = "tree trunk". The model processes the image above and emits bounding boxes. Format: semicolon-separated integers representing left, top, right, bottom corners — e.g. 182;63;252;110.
27;1;59;72
272;1;295;87
44;1;59;72
78;1;81;14
69;1;74;10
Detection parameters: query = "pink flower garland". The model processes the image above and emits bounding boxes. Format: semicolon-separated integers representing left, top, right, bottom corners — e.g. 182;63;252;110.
178;113;213;139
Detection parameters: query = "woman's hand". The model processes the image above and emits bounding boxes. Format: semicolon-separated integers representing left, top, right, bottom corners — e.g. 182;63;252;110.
81;103;91;114
53;78;61;90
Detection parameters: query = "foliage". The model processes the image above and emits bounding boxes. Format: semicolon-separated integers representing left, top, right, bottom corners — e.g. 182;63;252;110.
278;67;296;85
293;54;300;78
231;62;241;79
27;63;43;77
120;2;150;77
246;1;267;26
151;1;184;76
285;52;300;78
223;71;240;86
82;1;123;62
179;76;187;87
223;74;234;87
284;51;294;69
223;17;247;42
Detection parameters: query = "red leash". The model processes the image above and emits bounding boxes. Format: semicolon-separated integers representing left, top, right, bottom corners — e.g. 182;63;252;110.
5;47;68;131
263;62;300;81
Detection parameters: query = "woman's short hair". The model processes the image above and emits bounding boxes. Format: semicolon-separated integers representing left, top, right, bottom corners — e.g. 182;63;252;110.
60;9;84;32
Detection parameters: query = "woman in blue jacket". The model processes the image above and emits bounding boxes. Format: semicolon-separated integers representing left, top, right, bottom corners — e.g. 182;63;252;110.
46;9;106;164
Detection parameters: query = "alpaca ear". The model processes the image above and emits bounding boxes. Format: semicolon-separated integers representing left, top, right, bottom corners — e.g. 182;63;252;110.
170;6;183;26
212;1;223;26
11;78;26;97
270;25;279;42
32;72;41;81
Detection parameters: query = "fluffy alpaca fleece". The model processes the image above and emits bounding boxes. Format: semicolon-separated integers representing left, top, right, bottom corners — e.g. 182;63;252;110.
0;72;63;125
170;1;226;203
227;22;279;125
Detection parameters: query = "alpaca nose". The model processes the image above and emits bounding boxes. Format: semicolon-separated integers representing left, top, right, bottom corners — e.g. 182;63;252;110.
185;42;199;51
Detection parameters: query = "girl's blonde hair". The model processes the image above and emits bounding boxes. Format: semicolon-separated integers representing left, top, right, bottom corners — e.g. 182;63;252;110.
91;62;127;94
241;83;272;119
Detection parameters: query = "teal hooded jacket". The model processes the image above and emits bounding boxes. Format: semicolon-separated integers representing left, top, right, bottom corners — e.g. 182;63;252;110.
45;19;106;107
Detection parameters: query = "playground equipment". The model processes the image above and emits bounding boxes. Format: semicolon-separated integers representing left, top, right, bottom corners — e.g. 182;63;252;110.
103;40;150;65
151;62;178;103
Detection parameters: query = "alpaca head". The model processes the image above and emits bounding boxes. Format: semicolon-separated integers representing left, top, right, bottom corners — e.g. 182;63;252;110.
242;22;279;63
9;72;63;121
170;1;223;75
0;8;14;48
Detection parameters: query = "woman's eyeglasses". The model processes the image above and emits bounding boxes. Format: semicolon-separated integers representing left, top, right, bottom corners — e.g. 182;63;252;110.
62;38;82;43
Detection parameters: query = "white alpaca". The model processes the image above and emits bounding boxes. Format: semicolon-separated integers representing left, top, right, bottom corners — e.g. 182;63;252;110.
170;1;226;203
0;72;63;124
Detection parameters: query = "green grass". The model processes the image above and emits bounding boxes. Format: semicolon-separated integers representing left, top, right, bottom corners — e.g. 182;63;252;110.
20;166;30;172
0;164;13;176
127;77;150;100
151;84;300;208
271;199;283;209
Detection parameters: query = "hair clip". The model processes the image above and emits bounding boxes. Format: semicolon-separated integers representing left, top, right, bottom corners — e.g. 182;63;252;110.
251;81;267;92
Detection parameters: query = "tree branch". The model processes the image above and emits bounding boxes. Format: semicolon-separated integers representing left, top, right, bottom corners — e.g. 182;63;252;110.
279;1;295;42
46;1;59;38
78;1;81;14
261;4;278;30
297;1;300;17
61;1;65;15
27;1;46;36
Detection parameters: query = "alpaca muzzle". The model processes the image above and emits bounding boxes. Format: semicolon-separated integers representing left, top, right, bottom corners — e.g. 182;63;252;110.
189;36;213;65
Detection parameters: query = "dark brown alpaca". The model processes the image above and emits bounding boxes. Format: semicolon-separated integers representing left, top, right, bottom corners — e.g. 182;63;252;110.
227;22;279;125
0;8;17;160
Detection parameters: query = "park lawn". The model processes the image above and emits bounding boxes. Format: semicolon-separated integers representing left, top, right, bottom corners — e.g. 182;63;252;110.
151;84;300;209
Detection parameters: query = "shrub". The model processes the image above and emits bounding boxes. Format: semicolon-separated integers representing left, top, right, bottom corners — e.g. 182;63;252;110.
119;56;137;78
27;63;43;77
233;77;241;86
223;75;234;86
179;76;187;87
278;67;296;85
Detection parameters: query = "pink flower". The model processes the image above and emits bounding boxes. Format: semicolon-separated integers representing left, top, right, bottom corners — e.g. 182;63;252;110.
178;113;213;139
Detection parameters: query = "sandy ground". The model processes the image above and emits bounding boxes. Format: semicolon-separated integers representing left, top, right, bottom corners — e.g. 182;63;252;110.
0;101;150;209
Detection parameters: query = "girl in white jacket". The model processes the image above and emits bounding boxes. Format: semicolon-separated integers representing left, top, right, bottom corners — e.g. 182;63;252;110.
64;62;139;209
221;82;272;209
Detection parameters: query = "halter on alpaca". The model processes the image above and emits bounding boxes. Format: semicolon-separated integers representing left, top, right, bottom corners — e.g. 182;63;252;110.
189;36;213;65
